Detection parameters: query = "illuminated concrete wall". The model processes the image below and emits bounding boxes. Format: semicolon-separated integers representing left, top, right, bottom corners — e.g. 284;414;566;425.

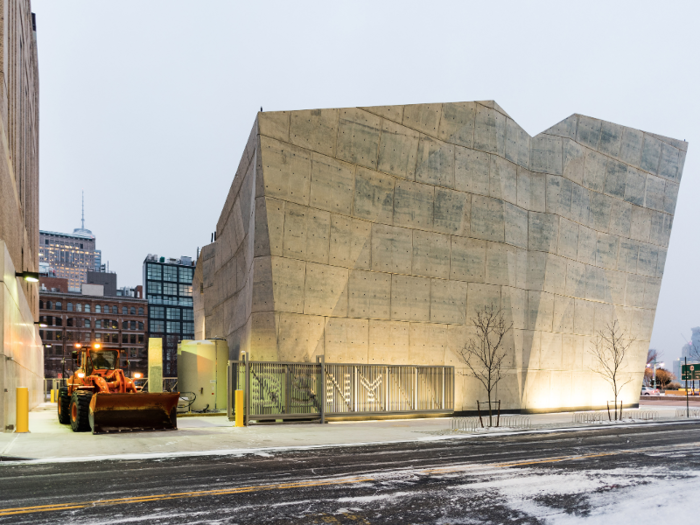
0;1;42;431
196;101;687;412
1;242;44;430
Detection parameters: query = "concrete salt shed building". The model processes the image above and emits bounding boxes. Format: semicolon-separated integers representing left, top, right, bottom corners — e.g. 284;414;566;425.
194;101;687;412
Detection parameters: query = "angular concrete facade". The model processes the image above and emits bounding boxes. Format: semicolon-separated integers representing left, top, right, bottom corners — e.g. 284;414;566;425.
196;101;687;412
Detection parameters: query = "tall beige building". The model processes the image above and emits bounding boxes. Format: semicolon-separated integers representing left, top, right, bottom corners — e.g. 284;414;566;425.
0;1;42;431
196;101;686;413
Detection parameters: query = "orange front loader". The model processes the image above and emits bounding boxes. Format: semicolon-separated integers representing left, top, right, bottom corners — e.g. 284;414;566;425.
57;344;179;434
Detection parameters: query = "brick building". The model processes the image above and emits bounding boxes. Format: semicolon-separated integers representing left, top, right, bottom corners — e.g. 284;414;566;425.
39;283;148;378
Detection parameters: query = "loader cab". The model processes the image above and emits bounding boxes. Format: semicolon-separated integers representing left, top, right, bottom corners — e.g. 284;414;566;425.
85;349;120;376
70;344;120;377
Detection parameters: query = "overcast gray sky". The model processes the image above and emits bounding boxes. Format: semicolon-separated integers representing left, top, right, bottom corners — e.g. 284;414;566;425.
32;0;698;364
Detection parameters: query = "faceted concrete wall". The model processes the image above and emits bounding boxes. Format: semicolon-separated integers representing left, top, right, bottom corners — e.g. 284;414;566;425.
196;101;687;412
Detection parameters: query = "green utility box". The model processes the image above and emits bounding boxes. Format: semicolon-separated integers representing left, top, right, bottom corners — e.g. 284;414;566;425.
177;339;228;412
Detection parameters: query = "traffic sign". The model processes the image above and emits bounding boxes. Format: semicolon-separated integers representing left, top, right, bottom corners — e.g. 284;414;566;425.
681;364;700;381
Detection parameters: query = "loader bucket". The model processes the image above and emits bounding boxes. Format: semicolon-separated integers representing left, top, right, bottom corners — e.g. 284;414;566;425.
89;392;180;434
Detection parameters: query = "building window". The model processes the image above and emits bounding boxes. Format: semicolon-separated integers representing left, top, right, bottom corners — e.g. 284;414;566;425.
95;333;101;341
138;321;144;330
111;334;119;343
122;321;128;329
138;307;144;316
130;334;136;344
112;306;118;314
85;319;91;328
147;264;162;280
122;306;127;315
178;285;192;297
84;333;91;342
183;322;194;333
39;300;44;309
163;266;177;282
76;304;82;312
67;318;74;327
95;305;101;313
151;307;164;319
182;310;194;321
85;304;91;313
130;307;136;315
67;303;73;312
138;334;144;344
179;267;193;283
150;320;164;333
96;320;102;329
130;321;136;330
166;308;180;320
46;301;52;310
55;318;63;327
166;321;181;333
122;334;128;343
148;281;162;294
163;283;177;295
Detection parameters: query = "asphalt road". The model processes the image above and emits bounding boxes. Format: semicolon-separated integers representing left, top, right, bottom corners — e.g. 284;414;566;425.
1;421;700;524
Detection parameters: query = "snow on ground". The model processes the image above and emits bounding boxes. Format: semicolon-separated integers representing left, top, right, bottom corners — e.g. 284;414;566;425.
444;465;700;523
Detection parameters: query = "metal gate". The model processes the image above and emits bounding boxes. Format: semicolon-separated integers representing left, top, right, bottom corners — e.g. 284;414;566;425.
229;354;454;425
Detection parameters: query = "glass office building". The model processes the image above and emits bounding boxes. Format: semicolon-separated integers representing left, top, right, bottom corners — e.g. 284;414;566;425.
143;255;195;376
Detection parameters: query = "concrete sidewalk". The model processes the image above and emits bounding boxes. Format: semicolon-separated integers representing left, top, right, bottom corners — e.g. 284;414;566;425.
0;401;695;463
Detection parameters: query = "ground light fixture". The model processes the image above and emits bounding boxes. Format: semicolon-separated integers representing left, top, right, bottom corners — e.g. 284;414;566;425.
35;321;47;328
133;372;143;379
16;271;39;283
74;343;82;349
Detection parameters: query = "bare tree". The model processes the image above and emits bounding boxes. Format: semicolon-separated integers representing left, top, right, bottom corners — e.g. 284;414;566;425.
688;341;700;363
646;348;660;366
644;348;661;386
589;320;634;420
458;305;513;427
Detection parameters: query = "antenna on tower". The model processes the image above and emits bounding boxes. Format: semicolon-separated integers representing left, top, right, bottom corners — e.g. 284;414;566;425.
81;191;85;229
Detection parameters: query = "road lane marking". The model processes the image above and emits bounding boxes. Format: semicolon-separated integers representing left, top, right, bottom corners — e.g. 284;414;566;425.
3;441;700;517
0;477;373;517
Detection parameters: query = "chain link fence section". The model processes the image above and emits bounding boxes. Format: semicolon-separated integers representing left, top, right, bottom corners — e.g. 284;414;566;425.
675;408;700;418
451;415;532;432
622;410;659;421
572;410;659;423
571;411;608;424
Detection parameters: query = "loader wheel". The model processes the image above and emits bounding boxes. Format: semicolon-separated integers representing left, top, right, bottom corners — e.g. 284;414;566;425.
70;391;93;432
57;388;70;424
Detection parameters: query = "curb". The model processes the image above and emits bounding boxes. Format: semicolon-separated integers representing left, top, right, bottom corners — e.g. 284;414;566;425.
2;418;699;466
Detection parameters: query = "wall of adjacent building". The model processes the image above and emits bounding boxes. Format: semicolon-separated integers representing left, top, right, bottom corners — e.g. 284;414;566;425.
1;242;42;430
0;0;42;431
198;100;686;413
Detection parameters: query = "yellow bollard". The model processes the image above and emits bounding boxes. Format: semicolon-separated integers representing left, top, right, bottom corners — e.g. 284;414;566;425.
235;390;244;427
50;389;55;403
15;387;29;433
